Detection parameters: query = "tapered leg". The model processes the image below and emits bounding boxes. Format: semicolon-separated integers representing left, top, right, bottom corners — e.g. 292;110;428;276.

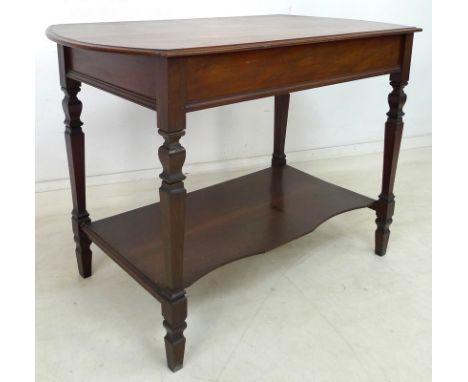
272;93;290;166
156;57;188;371
58;45;92;277
375;74;407;256
158;128;188;371
161;291;187;372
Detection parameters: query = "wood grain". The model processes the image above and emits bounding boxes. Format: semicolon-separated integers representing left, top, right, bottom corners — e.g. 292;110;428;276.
58;35;409;112
46;15;421;56
82;166;375;291
272;94;290;166
58;45;92;278
185;35;402;109
49;16;420;372
68;47;158;109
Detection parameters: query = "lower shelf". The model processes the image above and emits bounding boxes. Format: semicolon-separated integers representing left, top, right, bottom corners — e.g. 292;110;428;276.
82;165;375;296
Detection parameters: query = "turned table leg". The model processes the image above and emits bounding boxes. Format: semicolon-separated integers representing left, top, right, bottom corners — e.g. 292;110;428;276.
272;93;290;167
156;58;188;371
158;128;188;371
160;290;187;372
375;74;408;255
374;34;413;256
58;45;92;277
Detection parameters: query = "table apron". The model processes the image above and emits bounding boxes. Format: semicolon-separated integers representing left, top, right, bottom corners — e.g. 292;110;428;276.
64;34;407;112
185;35;403;110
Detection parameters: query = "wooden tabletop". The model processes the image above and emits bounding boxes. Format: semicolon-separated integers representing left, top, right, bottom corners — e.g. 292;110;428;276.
46;14;421;57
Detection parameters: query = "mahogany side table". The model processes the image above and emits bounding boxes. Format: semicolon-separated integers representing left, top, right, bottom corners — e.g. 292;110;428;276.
46;15;421;372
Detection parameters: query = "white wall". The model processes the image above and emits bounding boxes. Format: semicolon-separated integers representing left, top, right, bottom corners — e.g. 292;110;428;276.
35;0;431;185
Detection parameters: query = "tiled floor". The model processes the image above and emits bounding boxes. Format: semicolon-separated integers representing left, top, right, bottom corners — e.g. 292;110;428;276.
36;147;431;382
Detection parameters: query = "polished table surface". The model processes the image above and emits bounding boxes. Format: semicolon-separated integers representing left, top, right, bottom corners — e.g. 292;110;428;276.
47;15;419;56
47;15;421;372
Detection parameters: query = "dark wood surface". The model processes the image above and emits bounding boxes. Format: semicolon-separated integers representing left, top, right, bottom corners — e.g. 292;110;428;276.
155;55;189;369
185;35;402;110
46;15;420;56
68;48;158;109
58;45;92;278
374;34;414;256
49;15;420;372
272;94;290;166
48;15;422;117
62;34;407;112
82;166;374;290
